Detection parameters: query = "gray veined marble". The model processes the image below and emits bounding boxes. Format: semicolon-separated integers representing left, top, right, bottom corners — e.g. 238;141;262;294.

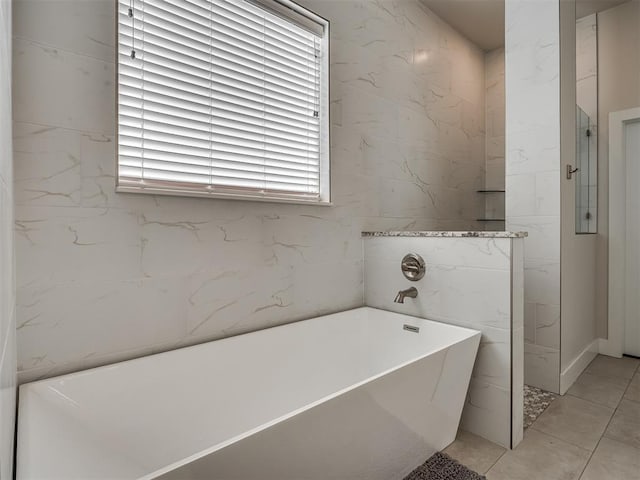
13;0;494;384
0;0;17;478
363;234;525;449
361;230;527;238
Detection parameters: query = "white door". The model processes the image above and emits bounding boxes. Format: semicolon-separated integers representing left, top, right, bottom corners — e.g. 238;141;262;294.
625;120;640;356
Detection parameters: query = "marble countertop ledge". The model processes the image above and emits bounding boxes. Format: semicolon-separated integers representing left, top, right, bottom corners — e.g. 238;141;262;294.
361;231;528;238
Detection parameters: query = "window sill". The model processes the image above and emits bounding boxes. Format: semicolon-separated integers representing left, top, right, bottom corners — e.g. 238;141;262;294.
115;185;333;206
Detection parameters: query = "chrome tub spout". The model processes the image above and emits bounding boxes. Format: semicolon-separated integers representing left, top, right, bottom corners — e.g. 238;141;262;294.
394;287;418;304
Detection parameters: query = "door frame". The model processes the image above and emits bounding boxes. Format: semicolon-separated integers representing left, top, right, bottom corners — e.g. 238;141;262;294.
603;107;640;357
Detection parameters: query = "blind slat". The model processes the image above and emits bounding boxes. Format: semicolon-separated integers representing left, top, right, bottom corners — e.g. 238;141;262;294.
126;7;320;73
120;65;319;116
120;97;320;136
118;0;326;198
121;114;320;151
119;133;319;165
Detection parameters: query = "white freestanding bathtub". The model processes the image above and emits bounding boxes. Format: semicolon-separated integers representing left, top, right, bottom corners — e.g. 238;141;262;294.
17;307;480;480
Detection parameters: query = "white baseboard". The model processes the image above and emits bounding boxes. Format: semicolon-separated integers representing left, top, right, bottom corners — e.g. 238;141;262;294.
560;340;599;395
598;338;623;358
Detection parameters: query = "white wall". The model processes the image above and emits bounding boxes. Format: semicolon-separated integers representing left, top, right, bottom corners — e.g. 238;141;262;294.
12;0;488;383
596;0;640;340
363;234;524;449
505;0;562;393
0;0;16;476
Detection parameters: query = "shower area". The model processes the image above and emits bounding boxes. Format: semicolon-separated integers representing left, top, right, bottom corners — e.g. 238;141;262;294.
575;12;598;236
575;106;597;233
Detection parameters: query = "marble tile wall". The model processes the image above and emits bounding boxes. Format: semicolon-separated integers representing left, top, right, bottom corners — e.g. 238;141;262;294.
363;235;524;449
483;47;506;226
505;0;562;393
12;0;487;382
0;0;16;477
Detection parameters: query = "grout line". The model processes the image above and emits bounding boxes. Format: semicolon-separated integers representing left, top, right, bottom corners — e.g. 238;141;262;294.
576;422;611;479
13;120;115;138
483;448;507;475
575;385;625;479
561;373;631;410
525;388;612;452
616;369;640;410
488;361;640;478
487;386;556;476
527;389;617;452
527;424;592;454
12;35;115;65
576;362;640;479
564;391;621;409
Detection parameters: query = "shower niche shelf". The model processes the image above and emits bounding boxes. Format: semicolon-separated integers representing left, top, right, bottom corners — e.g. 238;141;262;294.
477;190;505;225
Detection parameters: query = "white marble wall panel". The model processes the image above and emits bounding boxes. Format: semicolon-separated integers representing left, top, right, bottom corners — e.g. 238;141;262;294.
363;235;524;449
13;0;487;382
12;0;115;63
511;238;524;446
524;343;560;392
0;0;16;477
505;0;562;393
12;38;116;134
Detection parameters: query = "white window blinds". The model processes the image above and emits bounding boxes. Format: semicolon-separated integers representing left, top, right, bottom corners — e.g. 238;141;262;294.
117;0;330;203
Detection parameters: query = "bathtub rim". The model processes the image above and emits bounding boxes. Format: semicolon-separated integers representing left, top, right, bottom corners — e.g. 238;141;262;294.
18;307;479;390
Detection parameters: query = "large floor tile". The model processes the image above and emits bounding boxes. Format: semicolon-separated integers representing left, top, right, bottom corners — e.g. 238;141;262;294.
617;397;640;417
580;437;640;480
486;429;590;480
443;430;506;474
567;371;628;408
530;395;614;451
584;355;639;381
623;373;640;403
604;400;640;449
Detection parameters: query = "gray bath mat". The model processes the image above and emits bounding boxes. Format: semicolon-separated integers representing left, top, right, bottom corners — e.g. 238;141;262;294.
404;452;486;480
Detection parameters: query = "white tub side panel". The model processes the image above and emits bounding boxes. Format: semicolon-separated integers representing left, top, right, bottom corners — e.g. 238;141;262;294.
17;308;480;479
17;387;149;480
154;334;481;480
363;236;514;448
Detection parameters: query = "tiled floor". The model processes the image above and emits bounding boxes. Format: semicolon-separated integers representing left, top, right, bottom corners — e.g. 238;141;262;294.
444;355;640;480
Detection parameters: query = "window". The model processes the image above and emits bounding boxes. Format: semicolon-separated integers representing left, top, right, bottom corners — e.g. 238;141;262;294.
117;0;330;204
